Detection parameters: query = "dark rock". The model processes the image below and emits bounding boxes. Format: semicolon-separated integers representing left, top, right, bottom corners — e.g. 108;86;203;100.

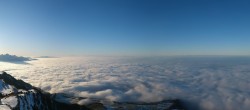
0;72;32;90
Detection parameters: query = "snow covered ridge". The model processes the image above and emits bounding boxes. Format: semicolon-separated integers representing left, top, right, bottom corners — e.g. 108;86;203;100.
0;71;184;110
0;71;88;110
0;54;35;62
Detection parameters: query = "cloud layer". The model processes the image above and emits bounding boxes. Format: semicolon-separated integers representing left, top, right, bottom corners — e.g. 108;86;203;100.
1;56;250;110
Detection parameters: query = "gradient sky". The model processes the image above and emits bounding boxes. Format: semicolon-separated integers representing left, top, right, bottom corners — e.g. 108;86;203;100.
0;0;250;56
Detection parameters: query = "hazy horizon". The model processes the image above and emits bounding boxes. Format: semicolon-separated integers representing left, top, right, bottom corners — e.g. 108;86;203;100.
2;53;250;58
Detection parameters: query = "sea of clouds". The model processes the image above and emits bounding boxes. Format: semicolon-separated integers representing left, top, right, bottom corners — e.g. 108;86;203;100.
0;56;250;110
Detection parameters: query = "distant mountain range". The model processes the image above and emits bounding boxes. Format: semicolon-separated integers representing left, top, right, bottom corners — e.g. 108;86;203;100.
37;56;58;58
0;71;185;110
0;54;34;62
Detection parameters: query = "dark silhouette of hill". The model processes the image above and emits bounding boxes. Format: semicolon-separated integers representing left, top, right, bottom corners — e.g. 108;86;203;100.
0;54;35;64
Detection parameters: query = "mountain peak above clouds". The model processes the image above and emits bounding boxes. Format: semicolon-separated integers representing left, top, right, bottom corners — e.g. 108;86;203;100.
0;54;35;63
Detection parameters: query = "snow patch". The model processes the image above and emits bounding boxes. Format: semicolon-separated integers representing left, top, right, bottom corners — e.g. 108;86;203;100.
0;79;15;95
1;96;18;108
0;105;11;110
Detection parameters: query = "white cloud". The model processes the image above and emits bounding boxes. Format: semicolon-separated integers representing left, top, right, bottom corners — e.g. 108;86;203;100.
1;56;250;110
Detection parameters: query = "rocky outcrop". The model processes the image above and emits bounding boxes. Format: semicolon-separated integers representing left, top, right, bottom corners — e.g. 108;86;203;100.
0;71;88;110
0;71;185;110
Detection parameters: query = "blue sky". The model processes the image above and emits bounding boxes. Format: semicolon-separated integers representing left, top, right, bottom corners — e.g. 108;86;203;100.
0;0;250;56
